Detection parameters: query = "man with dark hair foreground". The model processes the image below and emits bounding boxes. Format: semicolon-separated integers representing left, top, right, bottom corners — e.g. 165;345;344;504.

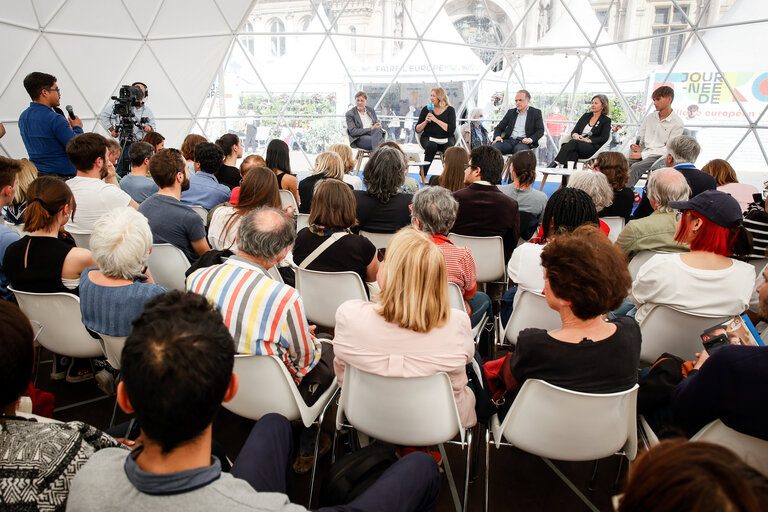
0;301;123;509
67;290;440;511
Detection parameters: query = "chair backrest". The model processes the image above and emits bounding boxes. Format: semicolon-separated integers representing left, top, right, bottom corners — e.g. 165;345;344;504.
447;233;505;283
98;333;127;370
294;268;367;327
602;216;625;243
638;306;729;363
448;282;468;313
147;243;191;291
628;250;665;280
280;190;297;210
224;355;305;423
71;232;91;249
188;205;209;226
691;419;768;476
9;287;104;359
296;213;310;232
336;365;464;446
267;264;284;283
500;379;638;461
503;290;561;345
359;230;394;250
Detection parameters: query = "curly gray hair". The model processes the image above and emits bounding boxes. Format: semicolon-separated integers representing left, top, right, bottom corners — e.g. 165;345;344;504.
567;171;614;212
412;186;458;235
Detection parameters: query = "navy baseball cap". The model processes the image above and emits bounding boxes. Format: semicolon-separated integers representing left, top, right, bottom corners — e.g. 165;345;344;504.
669;190;742;228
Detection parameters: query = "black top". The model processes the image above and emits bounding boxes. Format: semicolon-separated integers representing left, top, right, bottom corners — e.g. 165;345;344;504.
452;183;520;260
293;228;376;286
492;106;545;148
4;235;77;294
417;106;456;140
633;166;717;220
217;164;241;190
671;345;768;440
353;191;413;234
298;174;353;214
600;187;635;221
570;112;611;149
499;316;641;419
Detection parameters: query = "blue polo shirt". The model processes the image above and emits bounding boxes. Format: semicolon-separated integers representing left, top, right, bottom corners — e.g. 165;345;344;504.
18;102;83;176
180;172;230;210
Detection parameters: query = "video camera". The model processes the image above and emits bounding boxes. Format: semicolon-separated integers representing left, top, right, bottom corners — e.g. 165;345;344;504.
110;84;149;145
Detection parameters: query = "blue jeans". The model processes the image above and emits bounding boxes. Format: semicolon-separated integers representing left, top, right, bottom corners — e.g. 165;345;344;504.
608;298;637;320
492;139;531;155
467;291;491;328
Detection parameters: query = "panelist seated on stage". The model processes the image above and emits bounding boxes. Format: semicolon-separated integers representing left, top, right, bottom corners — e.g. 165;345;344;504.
345;91;385;151
415;87;457;185
548;95;611;167
491;89;544;156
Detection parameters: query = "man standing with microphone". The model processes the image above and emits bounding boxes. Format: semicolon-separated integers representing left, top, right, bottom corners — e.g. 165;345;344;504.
18;72;83;179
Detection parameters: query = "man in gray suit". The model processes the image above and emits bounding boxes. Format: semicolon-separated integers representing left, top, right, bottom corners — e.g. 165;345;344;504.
345;91;385;151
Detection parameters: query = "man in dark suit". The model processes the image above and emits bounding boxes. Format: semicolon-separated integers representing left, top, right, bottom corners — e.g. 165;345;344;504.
491;90;545;155
453;145;520;260
345;91;385;150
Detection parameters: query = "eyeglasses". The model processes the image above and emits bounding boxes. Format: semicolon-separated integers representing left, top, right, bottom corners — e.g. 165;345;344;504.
44;87;61;95
464;164;474;169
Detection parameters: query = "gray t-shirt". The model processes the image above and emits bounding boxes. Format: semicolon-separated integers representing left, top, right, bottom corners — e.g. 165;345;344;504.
498;185;548;223
139;194;206;263
119;174;159;203
66;447;307;511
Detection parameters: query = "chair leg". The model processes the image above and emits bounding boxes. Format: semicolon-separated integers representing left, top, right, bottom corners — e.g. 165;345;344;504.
502;157;513;183
463;428;473;512
439;443;461;512
539;173;548;191
612;456;625;492
354;151;364;176
308;421;323;508
484;427;491;512
588;459;599;491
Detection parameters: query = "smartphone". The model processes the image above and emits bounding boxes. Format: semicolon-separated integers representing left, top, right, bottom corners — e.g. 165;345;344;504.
703;333;730;356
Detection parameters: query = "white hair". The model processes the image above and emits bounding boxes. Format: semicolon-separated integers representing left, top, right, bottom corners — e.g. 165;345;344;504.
567;171;614;212
90;207;153;280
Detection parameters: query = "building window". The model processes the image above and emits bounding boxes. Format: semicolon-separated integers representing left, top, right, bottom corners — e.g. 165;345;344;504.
349;26;356;52
649;4;689;64
300;16;311;31
269;18;286;56
595;9;608;29
244;21;255;55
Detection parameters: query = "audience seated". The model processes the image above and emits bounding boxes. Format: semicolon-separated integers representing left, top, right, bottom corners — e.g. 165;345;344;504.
333;227;477;428
702;158;758;212
141;130;165;152
105;138;122;168
67;290;439;511
494;225;640;419
435;146;469;192
298;151;351;214
118;141;157;204
354;146;413;233
293;179;377;285
180;133;207;176
412;186;491;328
208;166;282;252
327;142;362;192
618;440;768;512
452;145;520;260
180;142;230;210
566;170;614;235
215;133;243;190
632;135;715;220
593;151;635;222
499;150;547;239
265;139;299;205
2;157;37;225
79;207;166;337
744;183;768;260
230;154;267;205
139;149;210;263
376;140;419;194
0;157;21;301
0;301;124;510
616;167;691;259
64;133;138;235
629;190;754;323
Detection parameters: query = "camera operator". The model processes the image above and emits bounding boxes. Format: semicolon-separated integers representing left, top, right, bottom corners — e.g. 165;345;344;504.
99;82;156;175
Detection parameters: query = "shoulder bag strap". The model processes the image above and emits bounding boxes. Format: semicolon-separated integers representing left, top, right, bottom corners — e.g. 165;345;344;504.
298;231;348;269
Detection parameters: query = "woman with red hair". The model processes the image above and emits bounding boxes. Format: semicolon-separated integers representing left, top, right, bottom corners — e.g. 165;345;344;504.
630;190;754;323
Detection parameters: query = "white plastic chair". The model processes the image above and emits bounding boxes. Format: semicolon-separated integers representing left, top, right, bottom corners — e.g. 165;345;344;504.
501;290;561;346
638;305;729;363
147;243;190;291
280;189;298;211
336;365;473;512
70;232;91;249
486;380;638;511
188;205;209;226
224;354;338;506
97;333;127;370
10;287;104;359
449;282;486;342
447;234;505;284
558;132;612;164
296;213;310;232
601;216;625;242
359;230;394;250
267;264;284;283
294;268;367;328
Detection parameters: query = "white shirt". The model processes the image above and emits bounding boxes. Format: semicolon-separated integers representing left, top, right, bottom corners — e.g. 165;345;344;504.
639;111;684;159
631;253;754;323
208;206;240;251
343;174;363;190
66;177;132;234
358;108;373;129
507;242;546;306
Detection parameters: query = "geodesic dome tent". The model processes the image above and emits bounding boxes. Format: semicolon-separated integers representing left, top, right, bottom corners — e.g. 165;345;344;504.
0;0;766;181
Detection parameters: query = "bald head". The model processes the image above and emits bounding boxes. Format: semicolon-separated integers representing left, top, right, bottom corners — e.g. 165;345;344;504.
238;207;296;263
648;167;691;212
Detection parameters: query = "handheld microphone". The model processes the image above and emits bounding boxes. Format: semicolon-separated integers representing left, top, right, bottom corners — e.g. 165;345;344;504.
66;105;76;120
635;136;641;145
428;102;434;112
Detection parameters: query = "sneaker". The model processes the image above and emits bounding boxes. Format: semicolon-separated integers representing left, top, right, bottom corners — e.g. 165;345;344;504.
65;358;94;383
51;354;70;381
94;369;116;396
